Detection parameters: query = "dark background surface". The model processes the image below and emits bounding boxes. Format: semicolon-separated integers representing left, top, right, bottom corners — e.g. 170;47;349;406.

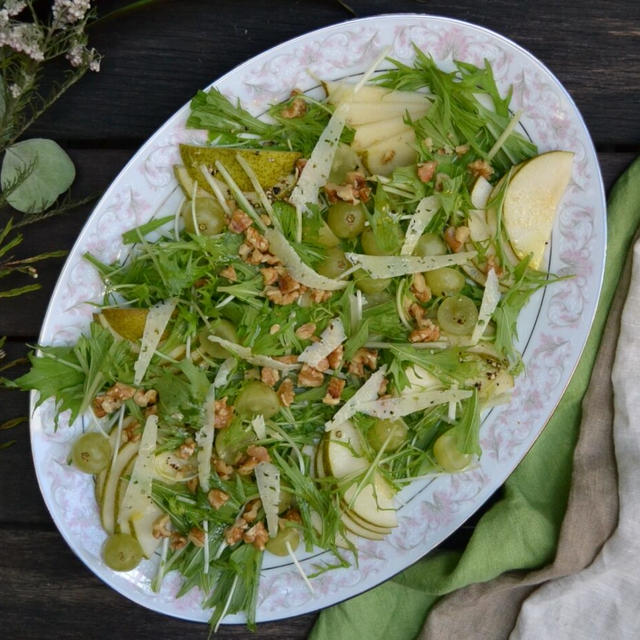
1;1;638;638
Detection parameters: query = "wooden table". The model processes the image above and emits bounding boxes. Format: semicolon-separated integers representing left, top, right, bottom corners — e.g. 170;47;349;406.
1;1;638;638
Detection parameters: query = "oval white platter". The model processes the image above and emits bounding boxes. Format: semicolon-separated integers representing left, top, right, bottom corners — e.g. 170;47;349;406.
30;14;606;625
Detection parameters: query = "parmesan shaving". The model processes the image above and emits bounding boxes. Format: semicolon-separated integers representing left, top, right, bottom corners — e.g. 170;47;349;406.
265;228;347;291
356;388;472;419
251;414;266;440
207;335;298;371
255;461;280;537
118;415;158;529
134;298;176;384
325;365;387;432
289;106;346;241
400;196;439;255
471;268;501;344
213;357;235;388
344;251;476;279
298;318;346;368
196;383;216;493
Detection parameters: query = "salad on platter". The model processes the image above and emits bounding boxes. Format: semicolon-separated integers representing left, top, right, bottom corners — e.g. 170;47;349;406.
16;46;573;631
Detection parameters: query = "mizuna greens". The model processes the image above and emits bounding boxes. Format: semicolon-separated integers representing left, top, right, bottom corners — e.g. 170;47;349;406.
15;49;571;631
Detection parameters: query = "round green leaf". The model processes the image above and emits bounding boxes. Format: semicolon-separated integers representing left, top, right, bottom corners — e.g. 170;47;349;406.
1;138;76;213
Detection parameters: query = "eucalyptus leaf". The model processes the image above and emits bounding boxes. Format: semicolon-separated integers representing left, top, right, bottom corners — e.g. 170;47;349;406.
1;138;75;213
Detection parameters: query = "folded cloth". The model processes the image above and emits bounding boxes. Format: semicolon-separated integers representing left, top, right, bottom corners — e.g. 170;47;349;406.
310;157;640;640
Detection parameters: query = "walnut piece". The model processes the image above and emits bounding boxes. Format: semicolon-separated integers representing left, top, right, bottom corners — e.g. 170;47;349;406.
245;226;269;252
243;521;269;551
93;382;136;417
410;272;432;303
176;437;195;460
281;95;307;119
409;320;441;343
327;344;344;371
229;209;252;234
347;348;378;377
213;456;234;480
214;397;234;430
219;265;237;281
277;378;295;407
152;514;171;539
169;532;187;551
261;366;280;387
297;363;324;388
242;498;262;524
467;159;494;180
295;322;316;340
207;489;230;510
224;518;249;546
444;225;470;253
417;161;437;183
323;377;345;406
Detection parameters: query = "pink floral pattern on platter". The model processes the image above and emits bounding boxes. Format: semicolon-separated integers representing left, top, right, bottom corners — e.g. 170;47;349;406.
30;16;606;625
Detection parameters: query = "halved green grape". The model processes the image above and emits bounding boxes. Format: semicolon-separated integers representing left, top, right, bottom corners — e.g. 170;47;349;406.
215;418;256;464
71;432;112;474
354;269;391;295
327;201;366;239
198;318;238;359
425;267;466;297
235;380;281;418
181;197;226;235
414;232;447;257
278;489;293;514
433;431;471;472
102;533;143;571
317;246;350;279
437;294;478;335
360;228;390;256
265;526;300;556
367;419;408;452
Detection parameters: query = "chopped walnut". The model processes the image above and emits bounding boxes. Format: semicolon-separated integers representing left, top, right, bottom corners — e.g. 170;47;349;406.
229;209;253;233
409;320;441;343
346;171;371;203
378;376;389;396
411;273;432;303
242;498;262;523
265;285;301;306
213;456;234;480
295;157;307;175
238;242;252;260
417;161;437;183
282;508;302;524
295;322;316;340
323;377;345;406
133;388;157;408
444;225;470;253
274;354;298;365
315;357;330;373
236;445;271;476
219;265;237;281
434;172;448;192
186;477;199;494
269;324;280;335
247;445;271;463
261;265;284;286
207;489;230;510
169;532;187;551
278;272;302;295
261;366;280;387
177;437;196;460
224;518;249;546
455;144;470;156
281;95;307;119
93;382;136;417
214;397;234;430
245;226;269;252
409;302;432;329
152;514;172;539
297;363;324;387
309;288;332;303
144;405;158;418
277;378;295;407
327;344;344;371
243;521;269;551
188;527;206;548
347;348;378;377
120;418;141;444
468;158;494;180
484;255;503;277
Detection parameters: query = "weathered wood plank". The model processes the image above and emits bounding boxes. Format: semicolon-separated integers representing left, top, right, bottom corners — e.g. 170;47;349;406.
0;528;317;639
24;0;640;147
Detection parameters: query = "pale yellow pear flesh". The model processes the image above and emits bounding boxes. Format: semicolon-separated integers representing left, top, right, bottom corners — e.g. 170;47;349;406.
324;81;429;105
352;115;414;150
362;129;417;176
341;101;428;126
502;151;574;270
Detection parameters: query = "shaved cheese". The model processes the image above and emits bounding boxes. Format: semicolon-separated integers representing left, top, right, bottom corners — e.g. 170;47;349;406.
207;335;298;371
325;365;387;432
289;106;347;229
118;415;158;529
405;365;441;390
471;268;501;344
298;318;346;368
213;357;235;388
251;414;266;440
356;388;472;419
400;196;439;255
196;383;216;493
345;251;476;279
468;209;491;242
134;299;176;384
265;228;347;291
255;461;280;537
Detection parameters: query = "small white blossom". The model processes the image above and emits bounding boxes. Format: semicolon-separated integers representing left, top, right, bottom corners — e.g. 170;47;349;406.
52;0;91;25
65;42;101;72
5;1;27;17
66;43;83;67
9;83;21;98
0;23;44;61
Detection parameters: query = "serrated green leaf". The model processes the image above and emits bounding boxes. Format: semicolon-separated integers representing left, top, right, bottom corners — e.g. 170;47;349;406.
1;138;75;213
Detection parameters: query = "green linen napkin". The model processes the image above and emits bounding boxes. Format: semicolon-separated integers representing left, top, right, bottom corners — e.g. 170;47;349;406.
310;156;640;640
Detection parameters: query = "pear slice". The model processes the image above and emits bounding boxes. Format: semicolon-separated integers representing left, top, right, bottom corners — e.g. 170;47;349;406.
502;151;574;270
341;102;428;126
362;129;417;176
341;510;386;541
343;472;397;529
99;308;149;342
324;81;430;105
174;165;214;199
179;145;301;194
352;116;414;150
